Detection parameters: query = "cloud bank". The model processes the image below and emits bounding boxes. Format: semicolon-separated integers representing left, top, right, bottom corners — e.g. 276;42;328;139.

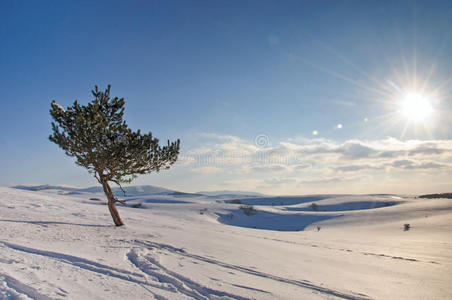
173;134;452;194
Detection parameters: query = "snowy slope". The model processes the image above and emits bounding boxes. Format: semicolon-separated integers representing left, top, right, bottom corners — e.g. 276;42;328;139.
0;187;451;299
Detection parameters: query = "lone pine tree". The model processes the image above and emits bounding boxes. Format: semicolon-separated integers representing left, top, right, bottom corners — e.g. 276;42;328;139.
49;85;180;226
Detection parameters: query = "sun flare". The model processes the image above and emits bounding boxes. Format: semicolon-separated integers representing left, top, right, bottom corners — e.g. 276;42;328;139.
400;92;433;122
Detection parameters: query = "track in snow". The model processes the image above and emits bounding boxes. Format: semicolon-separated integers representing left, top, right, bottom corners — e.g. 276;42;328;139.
127;248;249;300
0;273;53;300
131;239;371;300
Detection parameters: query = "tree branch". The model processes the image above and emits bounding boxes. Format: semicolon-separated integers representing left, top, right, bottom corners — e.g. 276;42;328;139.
94;172;101;184
113;198;127;205
111;178;127;197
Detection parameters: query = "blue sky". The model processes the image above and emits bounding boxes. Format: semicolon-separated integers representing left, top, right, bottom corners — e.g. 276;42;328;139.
1;0;451;194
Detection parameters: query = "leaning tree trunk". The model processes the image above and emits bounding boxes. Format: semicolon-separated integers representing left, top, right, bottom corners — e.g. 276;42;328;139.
100;179;124;226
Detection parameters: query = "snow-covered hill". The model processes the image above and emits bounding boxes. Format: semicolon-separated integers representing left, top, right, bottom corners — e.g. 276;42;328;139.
197;190;265;197
13;184;179;197
1;187;451;299
13;185;261;199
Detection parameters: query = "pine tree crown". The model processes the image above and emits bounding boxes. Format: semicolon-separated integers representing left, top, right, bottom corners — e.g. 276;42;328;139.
49;85;180;186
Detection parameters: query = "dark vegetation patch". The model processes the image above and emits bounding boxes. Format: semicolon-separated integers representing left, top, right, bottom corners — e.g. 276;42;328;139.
419;193;452;199
239;205;257;216
228;199;242;204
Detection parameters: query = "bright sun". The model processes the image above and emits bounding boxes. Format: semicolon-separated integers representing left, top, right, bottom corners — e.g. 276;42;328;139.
400;92;433;121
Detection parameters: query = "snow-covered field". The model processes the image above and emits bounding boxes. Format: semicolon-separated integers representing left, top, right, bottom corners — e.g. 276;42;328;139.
0;186;451;299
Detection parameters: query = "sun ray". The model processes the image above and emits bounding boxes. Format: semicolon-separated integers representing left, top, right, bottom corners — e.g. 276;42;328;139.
315;41;391;93
283;22;447;142
287;52;392;99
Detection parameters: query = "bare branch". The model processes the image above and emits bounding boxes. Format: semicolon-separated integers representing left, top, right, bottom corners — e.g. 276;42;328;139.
111;178;127;197
113;198;127;205
94;172;101;184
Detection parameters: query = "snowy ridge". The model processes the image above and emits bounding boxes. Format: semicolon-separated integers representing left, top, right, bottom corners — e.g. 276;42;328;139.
12;184;263;198
13;184;179;196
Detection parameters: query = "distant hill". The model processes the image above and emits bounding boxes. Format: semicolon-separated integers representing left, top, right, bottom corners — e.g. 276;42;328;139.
12;185;77;192
13;184;178;196
419;193;452;199
197;190;265;197
12;185;266;198
75;185;176;196
167;191;204;197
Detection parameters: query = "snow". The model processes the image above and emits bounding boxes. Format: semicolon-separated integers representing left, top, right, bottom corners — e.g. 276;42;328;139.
53;103;65;112
0;186;451;299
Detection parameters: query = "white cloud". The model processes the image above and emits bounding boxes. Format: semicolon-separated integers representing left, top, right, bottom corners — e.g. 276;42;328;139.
334;164;381;172
250;164;290;173
190;167;223;174
390;159;447;170
298;177;344;185
176;133;452;194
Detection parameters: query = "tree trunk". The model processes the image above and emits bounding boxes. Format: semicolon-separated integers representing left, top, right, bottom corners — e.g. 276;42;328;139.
100;179;124;226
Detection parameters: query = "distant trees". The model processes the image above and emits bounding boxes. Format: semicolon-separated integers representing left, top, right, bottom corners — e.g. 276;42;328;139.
239;205;257;216
418;193;452;199
49;85;180;226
